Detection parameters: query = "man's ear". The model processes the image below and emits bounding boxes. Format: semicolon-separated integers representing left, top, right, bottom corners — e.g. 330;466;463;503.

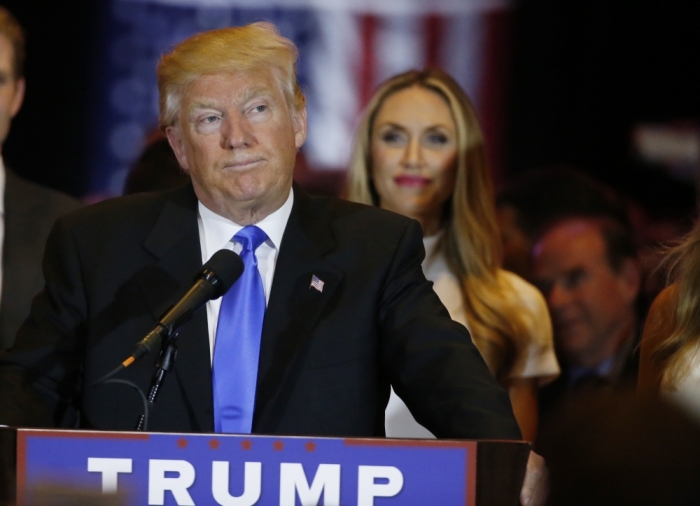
618;257;642;304
165;125;189;172
9;77;25;118
293;107;307;149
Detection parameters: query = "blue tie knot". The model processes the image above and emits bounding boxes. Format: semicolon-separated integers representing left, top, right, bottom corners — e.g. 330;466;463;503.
234;226;268;252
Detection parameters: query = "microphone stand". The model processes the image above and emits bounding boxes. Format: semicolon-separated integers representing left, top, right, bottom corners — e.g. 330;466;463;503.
95;249;242;431
135;333;179;431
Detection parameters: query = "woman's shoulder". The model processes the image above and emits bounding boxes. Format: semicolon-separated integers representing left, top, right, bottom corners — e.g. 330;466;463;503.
496;269;560;383
495;269;552;345
496;269;549;318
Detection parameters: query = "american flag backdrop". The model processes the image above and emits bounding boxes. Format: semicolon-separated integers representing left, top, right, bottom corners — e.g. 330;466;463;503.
86;0;512;197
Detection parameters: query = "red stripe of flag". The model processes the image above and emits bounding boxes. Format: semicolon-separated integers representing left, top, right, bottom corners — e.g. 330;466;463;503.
424;14;443;69
478;9;513;187
359;14;378;109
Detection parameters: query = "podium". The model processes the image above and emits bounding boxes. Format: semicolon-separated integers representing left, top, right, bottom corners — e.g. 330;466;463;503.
0;427;528;505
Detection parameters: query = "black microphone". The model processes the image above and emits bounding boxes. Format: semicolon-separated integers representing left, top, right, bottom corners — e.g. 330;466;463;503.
121;249;244;369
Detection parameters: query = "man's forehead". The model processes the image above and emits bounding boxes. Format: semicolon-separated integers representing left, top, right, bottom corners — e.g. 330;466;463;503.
540;220;605;250
186;84;274;109
183;72;279;110
534;221;607;270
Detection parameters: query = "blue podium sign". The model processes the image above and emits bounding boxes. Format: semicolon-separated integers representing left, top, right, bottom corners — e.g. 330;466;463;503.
16;429;477;505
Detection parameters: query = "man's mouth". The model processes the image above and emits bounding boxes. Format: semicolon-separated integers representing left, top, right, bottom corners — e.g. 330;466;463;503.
225;159;263;170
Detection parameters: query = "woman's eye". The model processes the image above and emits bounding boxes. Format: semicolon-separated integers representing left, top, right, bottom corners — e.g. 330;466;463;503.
381;131;402;143
427;132;449;144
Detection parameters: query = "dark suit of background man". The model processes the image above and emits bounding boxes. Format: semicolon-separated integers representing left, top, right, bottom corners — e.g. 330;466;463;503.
0;8;80;351
0;21;545;504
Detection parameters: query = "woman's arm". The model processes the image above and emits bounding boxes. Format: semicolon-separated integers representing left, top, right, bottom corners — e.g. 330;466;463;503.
508;377;539;442
638;285;677;394
498;271;557;443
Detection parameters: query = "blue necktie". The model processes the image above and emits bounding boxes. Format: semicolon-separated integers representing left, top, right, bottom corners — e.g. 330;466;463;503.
213;225;268;433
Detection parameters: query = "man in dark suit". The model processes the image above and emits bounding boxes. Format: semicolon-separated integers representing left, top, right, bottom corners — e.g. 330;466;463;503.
0;22;545;504
0;8;80;350
532;216;642;417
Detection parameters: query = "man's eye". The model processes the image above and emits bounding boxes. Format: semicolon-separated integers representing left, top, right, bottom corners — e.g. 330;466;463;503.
251;105;267;114
565;270;586;289
203;115;219;123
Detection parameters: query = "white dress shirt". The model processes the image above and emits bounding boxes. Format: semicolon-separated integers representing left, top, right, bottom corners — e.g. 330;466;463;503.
197;188;294;361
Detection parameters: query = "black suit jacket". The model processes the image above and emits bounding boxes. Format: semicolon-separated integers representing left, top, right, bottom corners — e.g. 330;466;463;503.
0;184;520;440
538;329;640;419
1;169;81;350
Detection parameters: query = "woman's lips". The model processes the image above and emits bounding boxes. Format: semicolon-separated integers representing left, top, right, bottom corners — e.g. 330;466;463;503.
394;175;430;187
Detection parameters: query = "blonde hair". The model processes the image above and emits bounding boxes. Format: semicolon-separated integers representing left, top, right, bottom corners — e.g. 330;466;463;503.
157;21;305;128
653;217;700;388
346;68;527;381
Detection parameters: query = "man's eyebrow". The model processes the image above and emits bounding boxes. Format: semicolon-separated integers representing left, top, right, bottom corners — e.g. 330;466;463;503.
187;87;275;115
240;86;274;103
188;100;220;112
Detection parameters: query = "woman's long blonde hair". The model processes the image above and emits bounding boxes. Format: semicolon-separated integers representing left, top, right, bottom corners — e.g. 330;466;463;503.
346;68;527;381
652;216;700;388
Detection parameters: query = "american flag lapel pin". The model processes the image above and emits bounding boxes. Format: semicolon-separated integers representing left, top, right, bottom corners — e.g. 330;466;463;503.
310;274;324;293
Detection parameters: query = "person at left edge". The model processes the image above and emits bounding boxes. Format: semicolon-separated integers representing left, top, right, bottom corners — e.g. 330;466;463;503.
0;23;520;445
0;8;81;351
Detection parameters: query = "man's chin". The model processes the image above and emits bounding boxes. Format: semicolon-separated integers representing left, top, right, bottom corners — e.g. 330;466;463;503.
224;183;290;215
212;179;270;205
555;329;591;354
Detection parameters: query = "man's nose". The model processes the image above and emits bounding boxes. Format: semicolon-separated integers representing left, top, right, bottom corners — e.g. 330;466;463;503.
401;138;423;169
220;114;254;149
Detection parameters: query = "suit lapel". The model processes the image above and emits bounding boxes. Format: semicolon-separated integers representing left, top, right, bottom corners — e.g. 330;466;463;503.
136;185;214;432
254;187;344;431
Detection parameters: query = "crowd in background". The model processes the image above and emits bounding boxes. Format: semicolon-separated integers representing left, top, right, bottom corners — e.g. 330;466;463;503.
1;3;700;504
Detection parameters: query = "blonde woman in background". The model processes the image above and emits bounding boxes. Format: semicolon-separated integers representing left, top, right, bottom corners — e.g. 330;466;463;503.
640;217;700;420
346;68;559;441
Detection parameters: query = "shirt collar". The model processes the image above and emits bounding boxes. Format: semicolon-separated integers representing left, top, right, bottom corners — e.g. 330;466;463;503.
198;187;294;253
567;355;615;386
422;229;443;267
